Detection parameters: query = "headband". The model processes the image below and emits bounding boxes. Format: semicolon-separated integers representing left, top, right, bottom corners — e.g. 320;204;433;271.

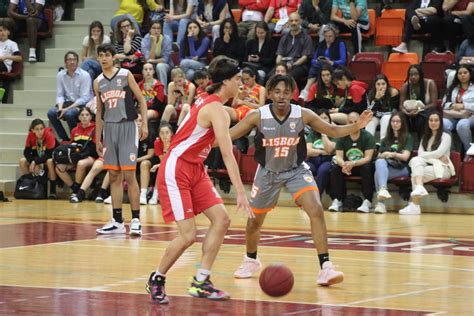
212;65;241;84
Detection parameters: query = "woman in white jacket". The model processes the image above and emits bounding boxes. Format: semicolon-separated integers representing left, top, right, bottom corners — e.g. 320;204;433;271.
443;65;474;153
400;111;455;215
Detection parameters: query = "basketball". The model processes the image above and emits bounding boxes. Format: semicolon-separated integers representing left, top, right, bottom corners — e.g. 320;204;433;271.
259;264;294;297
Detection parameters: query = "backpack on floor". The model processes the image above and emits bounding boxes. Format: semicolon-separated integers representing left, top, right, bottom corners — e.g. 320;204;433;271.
342;194;363;212
14;174;47;200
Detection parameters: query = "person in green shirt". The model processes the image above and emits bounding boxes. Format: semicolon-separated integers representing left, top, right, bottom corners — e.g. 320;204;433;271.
305;109;336;196
373;112;413;214
329;111;375;212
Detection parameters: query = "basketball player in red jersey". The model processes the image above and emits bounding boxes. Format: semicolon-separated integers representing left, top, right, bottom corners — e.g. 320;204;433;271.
146;56;254;304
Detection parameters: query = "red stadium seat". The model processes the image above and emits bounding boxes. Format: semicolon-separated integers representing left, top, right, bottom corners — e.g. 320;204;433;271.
240;146;258;184
388;52;419;65
381;9;406;21
422;61;448;97
375;17;404;47
231;9;242;23
424;52;455;65
354;52;384;70
382;61;411;89
349;60;379;86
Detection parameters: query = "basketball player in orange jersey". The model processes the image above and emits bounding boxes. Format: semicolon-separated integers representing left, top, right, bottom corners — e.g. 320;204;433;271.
94;43;148;236
146;56;254;304
229;74;373;286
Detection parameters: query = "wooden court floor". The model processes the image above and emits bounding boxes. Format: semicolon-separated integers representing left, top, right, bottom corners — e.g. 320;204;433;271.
0;199;473;315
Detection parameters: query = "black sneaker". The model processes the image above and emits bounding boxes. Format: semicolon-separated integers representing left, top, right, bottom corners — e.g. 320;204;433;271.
146;272;169;304
48;193;57;200
70;189;85;203
95;188;108;203
187;276;230;300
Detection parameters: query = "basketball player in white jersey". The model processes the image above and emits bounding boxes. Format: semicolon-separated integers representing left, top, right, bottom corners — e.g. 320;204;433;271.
230;74;373;286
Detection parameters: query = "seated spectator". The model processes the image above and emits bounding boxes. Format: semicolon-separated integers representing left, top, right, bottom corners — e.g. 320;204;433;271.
393;0;443;54
213;18;245;65
147;123;175;204
299;0;332;37
164;0;198;47
441;0;472;53
138;62;166;121
400;111;455;215
365;74;400;141
110;0;162;32
179;20;210;80
70;159;110;203
193;68;211;99
196;0;230;42
81;21;111;81
330;0;370;55
328;111;375;213
114;17;144;74
300;23;346;101
275;12;313;89
443;65;474;153
446;34;474;88
305;108;336;196
141;21;172;89
244;21;276;83
136;115;156;205
274;62;300;102
228;67;265;122
264;0;301;34
331;67;368;124
0;19;22;101
399;64;438;140
8;0;47;62
237;0;269;40
56;107;98;200
47;51;93;143
305;65;342;112
373;112;413;214
19;119;57;198
162;67;196;125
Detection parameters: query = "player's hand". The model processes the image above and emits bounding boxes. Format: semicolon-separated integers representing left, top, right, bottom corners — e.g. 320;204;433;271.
150;164;160;172
356;110;373;129
140;125;148;141
29;161;36;174
96;141;103;156
236;191;254;219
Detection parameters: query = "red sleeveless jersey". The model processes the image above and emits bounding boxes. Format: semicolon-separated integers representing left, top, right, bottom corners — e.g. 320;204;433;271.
167;94;221;164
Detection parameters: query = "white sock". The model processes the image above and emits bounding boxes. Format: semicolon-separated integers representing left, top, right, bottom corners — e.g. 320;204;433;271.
29;48;36;57
195;268;210;282
151;189;158;199
155;270;166;277
140;188;146;196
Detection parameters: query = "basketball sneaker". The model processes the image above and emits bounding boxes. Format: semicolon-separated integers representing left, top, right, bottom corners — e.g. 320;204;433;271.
328;199;342;212
317;261;344;286
146;272;169;304
399;202;421;215
188;276;230;300
96;218;126;234
129;218;142;236
234;255;262;278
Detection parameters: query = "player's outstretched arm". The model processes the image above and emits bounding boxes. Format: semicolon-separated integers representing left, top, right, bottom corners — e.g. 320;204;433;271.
127;71;148;140
229;110;260;141
94;79;104;156
208;103;254;218
302;108;373;138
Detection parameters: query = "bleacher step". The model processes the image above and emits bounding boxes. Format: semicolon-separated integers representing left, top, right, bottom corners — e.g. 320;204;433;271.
0;118;47;133
0;164;19;180
0;180;16;194
0;148;23;164
23;76;57;90
74;9;119;24
0;106;49;119
14;90;56;107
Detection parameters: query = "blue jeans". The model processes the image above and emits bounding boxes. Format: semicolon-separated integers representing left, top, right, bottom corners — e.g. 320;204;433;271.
163;18;189;45
156;63;171;91
305;156;332;195
110;14;141;33
374;158;409;191
180;59;207;81
47;106;81;141
81;59;102;81
443;117;474;151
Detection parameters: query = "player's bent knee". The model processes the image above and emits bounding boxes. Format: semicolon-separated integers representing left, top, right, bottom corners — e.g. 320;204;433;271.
181;233;197;248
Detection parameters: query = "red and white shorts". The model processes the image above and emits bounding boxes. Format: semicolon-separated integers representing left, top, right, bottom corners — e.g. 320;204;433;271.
157;155;223;223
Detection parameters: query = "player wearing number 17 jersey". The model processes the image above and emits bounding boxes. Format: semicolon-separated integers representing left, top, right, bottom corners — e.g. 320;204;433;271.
229;74;373;286
94;43;148;236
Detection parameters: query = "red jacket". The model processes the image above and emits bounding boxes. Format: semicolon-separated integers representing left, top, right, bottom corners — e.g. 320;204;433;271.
239;0;271;12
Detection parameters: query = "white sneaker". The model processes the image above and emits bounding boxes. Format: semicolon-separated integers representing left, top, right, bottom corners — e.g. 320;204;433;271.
392;42;408;54
328;199;342;212
129;218;142;236
140;194;147;205
357;199;372;213
104;196;112;204
96;218;126;234
377;187;392;200
374;202;387;214
234;255;262;279
148;194;159;205
317;261;344;286
299;89;308;101
399;202;421;215
411;185;428;197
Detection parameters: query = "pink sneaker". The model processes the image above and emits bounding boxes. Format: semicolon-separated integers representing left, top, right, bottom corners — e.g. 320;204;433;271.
317;261;344;286
234;255;262;279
